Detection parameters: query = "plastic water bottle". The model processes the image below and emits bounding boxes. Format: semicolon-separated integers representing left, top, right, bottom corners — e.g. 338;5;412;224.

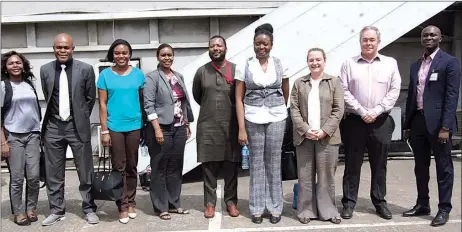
293;183;299;209
241;144;249;170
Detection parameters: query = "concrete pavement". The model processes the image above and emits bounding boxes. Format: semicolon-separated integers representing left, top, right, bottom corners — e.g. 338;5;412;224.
1;159;461;232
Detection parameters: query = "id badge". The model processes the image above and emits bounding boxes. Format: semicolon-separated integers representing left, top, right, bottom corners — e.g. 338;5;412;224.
429;72;438;81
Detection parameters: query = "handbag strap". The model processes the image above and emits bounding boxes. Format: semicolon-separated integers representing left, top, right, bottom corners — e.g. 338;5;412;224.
97;146;113;173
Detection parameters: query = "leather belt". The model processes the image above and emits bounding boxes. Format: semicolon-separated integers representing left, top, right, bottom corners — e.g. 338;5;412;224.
52;114;73;122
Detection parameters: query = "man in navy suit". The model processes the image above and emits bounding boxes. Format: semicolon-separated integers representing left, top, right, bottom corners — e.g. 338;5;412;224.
403;25;461;227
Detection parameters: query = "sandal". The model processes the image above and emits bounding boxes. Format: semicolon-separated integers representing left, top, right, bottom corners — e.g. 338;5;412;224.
159;212;171;220
168;208;190;214
14;214;30;226
27;211;38;222
330;216;341;224
299;217;310;224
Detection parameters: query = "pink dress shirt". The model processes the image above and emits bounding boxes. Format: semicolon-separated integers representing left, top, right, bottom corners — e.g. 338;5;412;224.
339;54;401;117
416;48;439;109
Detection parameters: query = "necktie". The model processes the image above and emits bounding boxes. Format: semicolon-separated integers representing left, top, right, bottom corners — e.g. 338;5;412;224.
59;64;70;120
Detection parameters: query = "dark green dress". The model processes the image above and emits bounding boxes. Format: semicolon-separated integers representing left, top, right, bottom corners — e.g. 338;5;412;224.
192;62;241;163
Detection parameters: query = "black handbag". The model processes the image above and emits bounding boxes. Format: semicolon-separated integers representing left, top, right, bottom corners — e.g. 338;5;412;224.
92;147;124;201
281;107;298;181
281;150;298;181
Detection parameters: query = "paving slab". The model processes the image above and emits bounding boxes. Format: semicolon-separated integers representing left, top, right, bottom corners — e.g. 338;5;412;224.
1;159;461;232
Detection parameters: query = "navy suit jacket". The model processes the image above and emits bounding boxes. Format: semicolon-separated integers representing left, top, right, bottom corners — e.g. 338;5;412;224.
404;49;461;135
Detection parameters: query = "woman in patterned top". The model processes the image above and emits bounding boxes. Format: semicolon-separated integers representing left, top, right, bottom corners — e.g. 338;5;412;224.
143;43;194;220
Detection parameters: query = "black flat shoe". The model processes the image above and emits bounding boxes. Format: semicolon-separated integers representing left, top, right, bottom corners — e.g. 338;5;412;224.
251;215;263;224
341;207;353;219
376;207;392;220
270;215;281;224
402;204;431;217
431;211;449;227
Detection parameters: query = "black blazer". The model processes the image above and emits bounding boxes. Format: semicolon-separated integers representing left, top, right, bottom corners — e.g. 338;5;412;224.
40;59;96;142
404;49;461;135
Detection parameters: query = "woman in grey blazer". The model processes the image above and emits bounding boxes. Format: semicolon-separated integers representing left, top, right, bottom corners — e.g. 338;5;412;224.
290;48;344;224
143;43;194;220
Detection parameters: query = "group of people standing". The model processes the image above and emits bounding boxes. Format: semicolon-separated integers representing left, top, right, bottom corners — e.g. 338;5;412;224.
0;22;459;229
290;24;460;228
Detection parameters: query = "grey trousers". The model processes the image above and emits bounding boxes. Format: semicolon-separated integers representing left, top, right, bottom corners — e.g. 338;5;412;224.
7;132;41;215
43;118;96;215
245;119;285;216
296;139;340;220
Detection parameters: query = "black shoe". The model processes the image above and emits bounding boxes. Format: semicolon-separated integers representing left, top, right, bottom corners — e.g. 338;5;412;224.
431;211;449;227
341;207;353;219
402;204;431;217
270;215;281;224
376;207;392;220
251;215;263;224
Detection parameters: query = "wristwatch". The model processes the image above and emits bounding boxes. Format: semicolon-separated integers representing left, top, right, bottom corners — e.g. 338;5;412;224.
441;127;450;131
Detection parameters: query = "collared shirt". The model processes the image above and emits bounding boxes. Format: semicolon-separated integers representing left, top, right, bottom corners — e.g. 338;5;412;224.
417;48;439;109
50;58;73;116
339;53;401;116
235;56;289;124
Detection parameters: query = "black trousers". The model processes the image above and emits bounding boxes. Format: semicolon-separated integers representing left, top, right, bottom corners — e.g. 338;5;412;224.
409;113;453;213
43;117;96;215
202;161;238;207
341;113;394;209
146;123;187;213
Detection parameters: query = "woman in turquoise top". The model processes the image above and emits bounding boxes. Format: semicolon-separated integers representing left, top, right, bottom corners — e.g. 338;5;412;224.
97;39;145;224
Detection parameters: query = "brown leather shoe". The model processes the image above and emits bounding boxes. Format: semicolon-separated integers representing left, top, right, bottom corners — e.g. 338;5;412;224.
227;205;240;217
204;206;215;218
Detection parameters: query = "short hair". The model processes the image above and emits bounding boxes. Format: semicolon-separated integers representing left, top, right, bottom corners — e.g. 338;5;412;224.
254;23;274;43
1;51;35;84
106;39;133;62
209;35;227;48
360;26;381;42
156;43;174;57
307;47;327;61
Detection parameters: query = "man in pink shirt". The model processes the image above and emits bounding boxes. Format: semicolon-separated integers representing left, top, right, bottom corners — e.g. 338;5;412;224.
403;25;461;227
339;26;401;220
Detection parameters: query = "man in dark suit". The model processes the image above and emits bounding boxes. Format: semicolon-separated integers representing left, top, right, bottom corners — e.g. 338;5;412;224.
40;33;98;226
403;25;461;227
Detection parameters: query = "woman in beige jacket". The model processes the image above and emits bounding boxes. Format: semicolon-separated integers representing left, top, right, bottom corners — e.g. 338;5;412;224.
290;48;344;224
